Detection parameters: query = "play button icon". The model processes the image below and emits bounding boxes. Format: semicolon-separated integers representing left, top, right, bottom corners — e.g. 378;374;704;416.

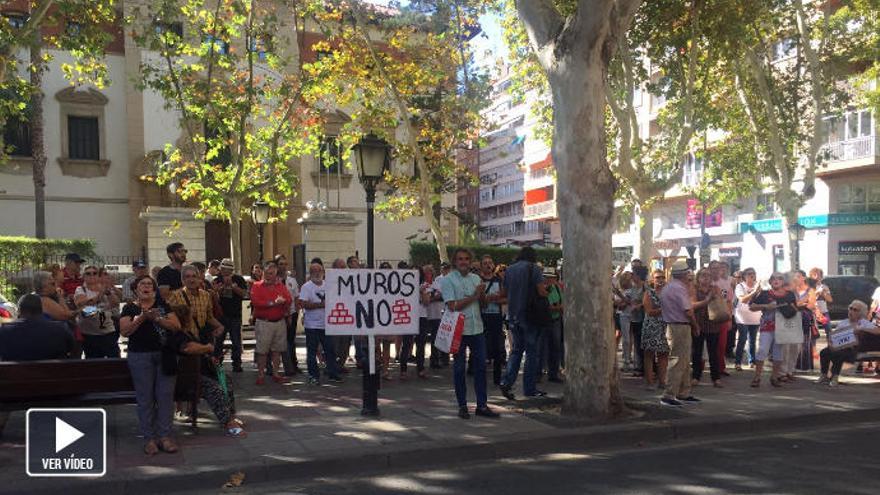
27;408;106;477
55;417;85;453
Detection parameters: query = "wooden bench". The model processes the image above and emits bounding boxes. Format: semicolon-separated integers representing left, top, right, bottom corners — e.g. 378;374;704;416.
0;357;200;437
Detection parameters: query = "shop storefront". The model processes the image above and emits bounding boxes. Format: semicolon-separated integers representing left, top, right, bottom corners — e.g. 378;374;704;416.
837;241;880;278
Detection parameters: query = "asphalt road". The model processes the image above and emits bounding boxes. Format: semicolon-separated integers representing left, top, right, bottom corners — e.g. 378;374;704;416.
228;422;880;495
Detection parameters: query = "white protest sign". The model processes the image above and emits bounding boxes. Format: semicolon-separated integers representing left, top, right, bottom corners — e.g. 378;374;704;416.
324;269;420;336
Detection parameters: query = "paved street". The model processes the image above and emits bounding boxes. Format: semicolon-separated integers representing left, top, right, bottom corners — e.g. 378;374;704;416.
241;422;880;495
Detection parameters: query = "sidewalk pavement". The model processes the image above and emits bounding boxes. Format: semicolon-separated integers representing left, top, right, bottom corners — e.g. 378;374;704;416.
2;346;879;495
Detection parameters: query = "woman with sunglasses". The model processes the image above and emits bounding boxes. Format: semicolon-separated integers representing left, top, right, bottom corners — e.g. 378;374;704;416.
817;300;880;386
74;265;121;358
748;272;797;387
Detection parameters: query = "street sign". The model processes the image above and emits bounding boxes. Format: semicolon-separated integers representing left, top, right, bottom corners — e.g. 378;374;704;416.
26;408;106;477
324;269;420;337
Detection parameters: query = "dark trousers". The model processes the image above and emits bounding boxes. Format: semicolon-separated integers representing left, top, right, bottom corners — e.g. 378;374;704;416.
631;320;644;372
539;318;563;380
215;316;242;366
82;333;120;359
481;313;506;384
735;324;759;366
305;328;339;379
454;334;487;408
401;318;431;373
820;347;857;376
692;332;722;381
285;312;299;370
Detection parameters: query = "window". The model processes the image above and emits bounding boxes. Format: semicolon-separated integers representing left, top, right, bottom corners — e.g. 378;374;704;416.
67;116;99;160
318;136;342;174
154;21;183;38
755;193;778;220
204;35;229;55
838;182;880;213
4;13;28;29
3;117;31;157
681;153;703;187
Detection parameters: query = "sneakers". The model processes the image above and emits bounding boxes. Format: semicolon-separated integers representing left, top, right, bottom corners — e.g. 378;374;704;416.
816;376;830;385
458;407;471;419
660;397;683;407
829;375;839;387
475;407;500;419
677;396;701;404
499;383;515;401
307;376;319;386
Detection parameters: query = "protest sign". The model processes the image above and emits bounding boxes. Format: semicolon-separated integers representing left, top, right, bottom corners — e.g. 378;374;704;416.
324;269;420;336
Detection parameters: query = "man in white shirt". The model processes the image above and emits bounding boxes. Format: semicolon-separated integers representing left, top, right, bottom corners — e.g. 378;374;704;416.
275;254;302;376
297;263;341;385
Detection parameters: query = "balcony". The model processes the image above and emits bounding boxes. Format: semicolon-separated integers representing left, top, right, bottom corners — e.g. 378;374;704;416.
524;167;555;190
822;135;878;163
523;200;557;221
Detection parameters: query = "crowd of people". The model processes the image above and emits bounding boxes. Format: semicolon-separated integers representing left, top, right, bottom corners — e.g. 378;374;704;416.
613;258;880;407
3;243;880;454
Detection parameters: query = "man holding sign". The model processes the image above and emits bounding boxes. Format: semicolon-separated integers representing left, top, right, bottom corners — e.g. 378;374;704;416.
441;248;500;420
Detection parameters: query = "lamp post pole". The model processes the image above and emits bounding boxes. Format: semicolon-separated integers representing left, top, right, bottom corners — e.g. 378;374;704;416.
257;223;265;264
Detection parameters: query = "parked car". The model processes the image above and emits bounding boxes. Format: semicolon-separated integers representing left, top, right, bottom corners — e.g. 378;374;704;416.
0;293;18;323
823;275;879;321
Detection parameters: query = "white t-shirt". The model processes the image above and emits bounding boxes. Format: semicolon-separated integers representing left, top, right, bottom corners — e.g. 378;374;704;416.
425;277;444;320
285;275;300;315
299;280;326;329
815;283;829;314
734;282;762;325
74;286;116;335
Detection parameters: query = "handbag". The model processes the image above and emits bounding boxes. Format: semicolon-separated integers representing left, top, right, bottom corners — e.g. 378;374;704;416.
526;264;552;326
707;295;730;322
774;310;804;344
435;310;465;354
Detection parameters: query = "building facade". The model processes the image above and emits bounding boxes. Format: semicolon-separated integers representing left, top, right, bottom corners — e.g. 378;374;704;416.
0;3;455;269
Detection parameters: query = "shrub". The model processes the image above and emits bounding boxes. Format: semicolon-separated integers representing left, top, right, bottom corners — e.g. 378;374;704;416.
409;242;562;269
0;237;97;299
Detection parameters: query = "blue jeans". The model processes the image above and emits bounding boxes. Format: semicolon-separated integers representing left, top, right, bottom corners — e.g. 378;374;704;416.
305;328;339;379
735;324;759;366
502;319;540;396
454;333;487;408
127;351;175;440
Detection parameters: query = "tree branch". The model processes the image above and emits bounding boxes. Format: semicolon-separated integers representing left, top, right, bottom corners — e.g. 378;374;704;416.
514;0;564;69
793;0;825;195
743;48;790;186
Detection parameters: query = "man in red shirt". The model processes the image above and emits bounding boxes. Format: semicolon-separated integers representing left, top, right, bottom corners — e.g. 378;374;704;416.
61;253;84;302
249;261;292;384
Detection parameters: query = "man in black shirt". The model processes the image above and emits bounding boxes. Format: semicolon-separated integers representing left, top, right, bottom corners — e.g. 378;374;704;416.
0;294;75;361
214;258;248;372
157;242;187;300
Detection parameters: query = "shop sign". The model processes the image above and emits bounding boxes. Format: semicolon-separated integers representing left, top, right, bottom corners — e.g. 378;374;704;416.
740;212;880;234
838;241;880;255
718;247;742;258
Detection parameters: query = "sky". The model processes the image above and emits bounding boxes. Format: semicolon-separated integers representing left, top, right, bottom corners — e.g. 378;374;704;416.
365;0;508;71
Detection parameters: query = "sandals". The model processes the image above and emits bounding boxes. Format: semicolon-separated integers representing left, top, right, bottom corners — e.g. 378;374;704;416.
750;377;761;388
158;437;179;453
144;440;159;456
226;425;247;438
770;376;783;388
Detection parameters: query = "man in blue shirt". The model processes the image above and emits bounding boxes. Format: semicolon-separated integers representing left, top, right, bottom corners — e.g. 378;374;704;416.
500;247;545;399
441;248;500;420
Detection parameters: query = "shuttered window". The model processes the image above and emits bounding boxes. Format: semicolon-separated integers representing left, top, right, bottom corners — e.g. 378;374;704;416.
68;116;99;160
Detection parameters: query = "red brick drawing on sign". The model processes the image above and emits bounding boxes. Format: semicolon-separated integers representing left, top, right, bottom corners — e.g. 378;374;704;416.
391;299;412;325
327;302;355;325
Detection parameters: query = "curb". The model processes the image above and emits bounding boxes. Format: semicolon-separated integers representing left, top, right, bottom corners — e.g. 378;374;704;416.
11;405;880;495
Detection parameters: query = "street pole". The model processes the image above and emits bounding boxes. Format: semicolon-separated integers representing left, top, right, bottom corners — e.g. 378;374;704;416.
699;201;710;269
257;223;265;264
362;184;380;417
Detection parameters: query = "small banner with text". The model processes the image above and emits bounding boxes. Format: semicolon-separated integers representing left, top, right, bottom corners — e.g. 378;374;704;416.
324;269;420;336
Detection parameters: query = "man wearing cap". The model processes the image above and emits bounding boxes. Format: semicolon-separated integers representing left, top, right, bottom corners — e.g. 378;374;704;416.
123;260;149;303
660;260;701;407
61;253;85;301
214;258;248;372
157;242;187;300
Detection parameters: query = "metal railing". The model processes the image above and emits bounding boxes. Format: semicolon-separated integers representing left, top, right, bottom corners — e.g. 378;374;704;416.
524;200;557;219
822;135;878;162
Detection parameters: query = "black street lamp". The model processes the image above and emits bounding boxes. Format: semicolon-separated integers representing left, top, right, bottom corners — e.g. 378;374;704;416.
251;200;271;264
788;222;805;271
352;133;391;417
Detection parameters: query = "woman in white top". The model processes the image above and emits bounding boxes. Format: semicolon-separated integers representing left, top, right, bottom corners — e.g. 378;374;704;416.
733;268;763;370
74;264;121;358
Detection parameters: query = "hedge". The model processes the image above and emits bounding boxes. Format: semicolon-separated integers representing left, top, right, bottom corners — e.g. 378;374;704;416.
0;237;97;299
409;242;563;268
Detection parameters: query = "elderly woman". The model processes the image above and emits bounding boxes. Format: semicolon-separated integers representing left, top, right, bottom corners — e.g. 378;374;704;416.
74;265;121;358
120;276;182;455
749;272;797;388
817;300;880;386
34;271;75;324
